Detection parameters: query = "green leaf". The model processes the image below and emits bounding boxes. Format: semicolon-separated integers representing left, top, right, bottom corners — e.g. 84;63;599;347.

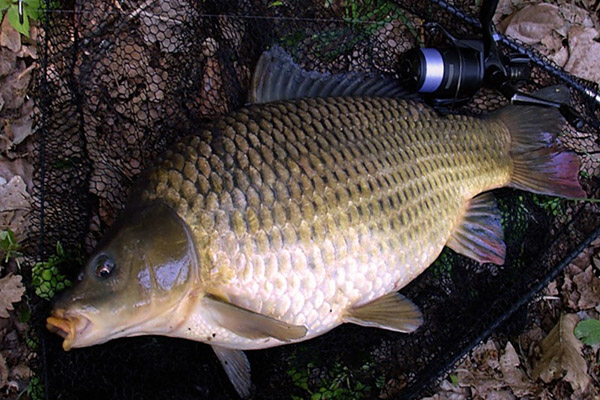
0;0;11;12
0;229;15;251
56;241;64;257
6;5;30;37
450;373;459;387
575;319;600;346
26;0;42;21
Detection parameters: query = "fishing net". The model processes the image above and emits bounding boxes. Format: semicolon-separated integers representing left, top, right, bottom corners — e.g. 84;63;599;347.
28;0;600;399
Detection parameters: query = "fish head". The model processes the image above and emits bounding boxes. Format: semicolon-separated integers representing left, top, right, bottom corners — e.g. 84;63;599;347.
47;202;198;350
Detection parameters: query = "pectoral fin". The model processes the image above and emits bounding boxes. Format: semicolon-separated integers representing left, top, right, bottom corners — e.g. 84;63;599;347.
343;292;423;333
203;294;307;341
212;345;251;398
447;193;506;265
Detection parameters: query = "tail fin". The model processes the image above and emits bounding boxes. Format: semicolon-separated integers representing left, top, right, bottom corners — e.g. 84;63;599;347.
494;86;585;199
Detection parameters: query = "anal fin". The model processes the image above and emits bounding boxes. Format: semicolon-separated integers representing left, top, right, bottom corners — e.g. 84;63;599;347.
447;192;506;265
203;294;307;341
343;292;423;333
212;345;251;398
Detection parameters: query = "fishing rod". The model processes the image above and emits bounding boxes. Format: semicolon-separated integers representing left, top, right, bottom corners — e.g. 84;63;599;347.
396;0;588;130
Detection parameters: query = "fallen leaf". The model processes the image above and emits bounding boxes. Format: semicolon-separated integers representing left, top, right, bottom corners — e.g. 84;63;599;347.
564;25;600;85
0;158;33;192
499;342;536;397
574;318;600;345
558;3;597;33
0;273;25;318
0;47;17;78
9;363;31;381
533;313;591;392
501;4;564;45
0;175;33;239
0;14;21;53
573;266;600;309
493;0;517;24
5;99;34;147
421;379;469;400
0;353;7;389
0;64;33;112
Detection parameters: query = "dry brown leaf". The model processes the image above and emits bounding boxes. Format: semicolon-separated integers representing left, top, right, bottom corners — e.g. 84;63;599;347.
9;363;32;380
0;274;25;318
563;265;583;309
501;4;564;44
573;266;600;309
0;63;33;112
0;47;16;78
0;174;32;239
533;313;591;392
557;3;597;34
564;25;600;85
0;158;33;192
0;353;7;389
0;15;20;53
484;390;515;400
493;0;518;24
500;342;536;397
421;379;469;400
5;98;34;147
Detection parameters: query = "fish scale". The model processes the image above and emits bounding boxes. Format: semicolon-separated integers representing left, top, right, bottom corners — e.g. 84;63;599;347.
139;96;511;345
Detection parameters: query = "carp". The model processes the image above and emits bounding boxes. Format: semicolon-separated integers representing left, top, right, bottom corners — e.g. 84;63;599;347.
47;47;584;397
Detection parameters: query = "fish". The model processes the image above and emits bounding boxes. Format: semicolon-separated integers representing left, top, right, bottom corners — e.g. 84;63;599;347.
46;46;585;397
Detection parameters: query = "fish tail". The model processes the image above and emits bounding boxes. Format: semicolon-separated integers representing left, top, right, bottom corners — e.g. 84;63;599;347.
495;86;586;199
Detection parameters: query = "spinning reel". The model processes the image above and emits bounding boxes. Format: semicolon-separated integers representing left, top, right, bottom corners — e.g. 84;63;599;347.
397;0;585;129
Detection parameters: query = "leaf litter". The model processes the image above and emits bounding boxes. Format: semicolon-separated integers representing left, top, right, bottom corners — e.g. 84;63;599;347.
498;2;600;84
0;7;37;400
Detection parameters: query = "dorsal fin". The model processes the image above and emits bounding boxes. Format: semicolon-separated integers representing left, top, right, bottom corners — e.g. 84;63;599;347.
249;45;409;104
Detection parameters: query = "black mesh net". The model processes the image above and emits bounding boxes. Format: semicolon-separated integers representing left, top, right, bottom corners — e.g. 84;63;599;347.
29;0;600;399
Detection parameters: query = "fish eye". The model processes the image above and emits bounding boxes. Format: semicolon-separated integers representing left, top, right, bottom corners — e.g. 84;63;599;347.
95;256;115;279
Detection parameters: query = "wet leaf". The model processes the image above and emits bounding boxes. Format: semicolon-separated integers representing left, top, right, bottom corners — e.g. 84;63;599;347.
533;314;591;392
574;319;600;346
0;273;25;318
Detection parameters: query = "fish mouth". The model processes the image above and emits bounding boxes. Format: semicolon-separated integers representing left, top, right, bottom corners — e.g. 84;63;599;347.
46;309;90;351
